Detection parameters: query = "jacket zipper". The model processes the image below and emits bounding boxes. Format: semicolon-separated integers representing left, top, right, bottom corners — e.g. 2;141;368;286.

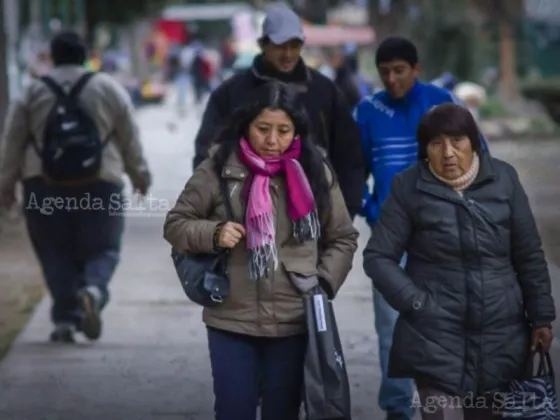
464;194;485;395
417;186;484;393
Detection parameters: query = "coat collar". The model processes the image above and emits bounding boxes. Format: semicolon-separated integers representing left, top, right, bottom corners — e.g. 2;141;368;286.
250;54;310;92
416;152;496;203
381;79;424;107
221;151;248;181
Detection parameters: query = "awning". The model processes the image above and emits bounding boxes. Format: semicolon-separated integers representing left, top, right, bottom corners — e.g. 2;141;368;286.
303;25;375;47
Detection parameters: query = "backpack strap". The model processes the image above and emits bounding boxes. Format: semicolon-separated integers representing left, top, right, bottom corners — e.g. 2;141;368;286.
40;76;67;99
69;72;96;100
40;72;96;101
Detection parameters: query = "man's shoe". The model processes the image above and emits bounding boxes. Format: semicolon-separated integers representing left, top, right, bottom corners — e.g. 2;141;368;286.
78;287;102;341
49;324;76;343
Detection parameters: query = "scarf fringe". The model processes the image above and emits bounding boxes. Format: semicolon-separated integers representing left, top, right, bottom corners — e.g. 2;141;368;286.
248;212;277;280
248;243;278;280
293;210;321;243
247;210;320;280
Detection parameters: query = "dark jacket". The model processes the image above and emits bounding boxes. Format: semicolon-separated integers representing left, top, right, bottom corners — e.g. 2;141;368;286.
363;152;555;397
192;54;365;218
334;65;362;110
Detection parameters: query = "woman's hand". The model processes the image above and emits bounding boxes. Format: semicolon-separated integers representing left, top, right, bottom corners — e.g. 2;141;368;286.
218;222;246;249
531;326;553;352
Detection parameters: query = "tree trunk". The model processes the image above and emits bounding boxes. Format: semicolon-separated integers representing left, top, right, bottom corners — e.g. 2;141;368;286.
368;0;400;43
499;16;518;101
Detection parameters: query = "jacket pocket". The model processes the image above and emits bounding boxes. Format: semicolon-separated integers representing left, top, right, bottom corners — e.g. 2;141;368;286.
505;282;525;321
282;259;318;276
281;260;319;294
404;290;440;320
410;277;440;314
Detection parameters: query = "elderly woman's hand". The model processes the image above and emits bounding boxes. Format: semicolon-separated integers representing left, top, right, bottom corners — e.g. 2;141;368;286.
217;222;246;249
532;326;553;352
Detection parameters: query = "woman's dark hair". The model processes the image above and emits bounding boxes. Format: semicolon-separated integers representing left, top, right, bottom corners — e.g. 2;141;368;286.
212;81;333;216
50;30;87;66
417;103;482;160
375;36;418;67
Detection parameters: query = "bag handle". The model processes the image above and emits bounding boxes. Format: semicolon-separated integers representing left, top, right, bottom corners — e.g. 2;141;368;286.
525;344;555;383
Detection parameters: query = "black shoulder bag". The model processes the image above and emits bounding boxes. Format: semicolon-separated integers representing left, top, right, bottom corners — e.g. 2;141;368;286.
170;177;235;307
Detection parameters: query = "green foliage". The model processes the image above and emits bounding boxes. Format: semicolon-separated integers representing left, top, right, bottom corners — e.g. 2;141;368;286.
85;0;169;25
478;96;514;119
469;0;524;22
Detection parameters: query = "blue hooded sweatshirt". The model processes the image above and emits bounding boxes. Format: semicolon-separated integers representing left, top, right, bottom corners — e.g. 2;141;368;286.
353;80;488;225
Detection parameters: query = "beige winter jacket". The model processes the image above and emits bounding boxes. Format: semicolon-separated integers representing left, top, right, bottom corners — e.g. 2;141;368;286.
0;65;150;191
164;151;359;337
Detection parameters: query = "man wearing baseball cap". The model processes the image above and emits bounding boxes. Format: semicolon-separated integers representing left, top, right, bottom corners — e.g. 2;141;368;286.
192;4;365;220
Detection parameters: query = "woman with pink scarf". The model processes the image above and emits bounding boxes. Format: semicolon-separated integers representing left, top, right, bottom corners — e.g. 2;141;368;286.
164;81;358;420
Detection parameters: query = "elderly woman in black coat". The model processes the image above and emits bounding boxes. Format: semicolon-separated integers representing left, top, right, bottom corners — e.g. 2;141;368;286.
363;103;555;420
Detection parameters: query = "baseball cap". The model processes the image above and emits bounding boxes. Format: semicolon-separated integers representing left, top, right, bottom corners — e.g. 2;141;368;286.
260;6;305;45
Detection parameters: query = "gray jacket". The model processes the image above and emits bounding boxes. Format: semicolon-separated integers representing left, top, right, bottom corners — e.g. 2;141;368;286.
363;152;555;397
0;65;150;192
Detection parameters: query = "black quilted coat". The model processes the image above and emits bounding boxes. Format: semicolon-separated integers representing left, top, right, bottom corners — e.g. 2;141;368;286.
363;152;556;397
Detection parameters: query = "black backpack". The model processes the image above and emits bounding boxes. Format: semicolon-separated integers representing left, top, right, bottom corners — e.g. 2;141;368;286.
33;72;108;185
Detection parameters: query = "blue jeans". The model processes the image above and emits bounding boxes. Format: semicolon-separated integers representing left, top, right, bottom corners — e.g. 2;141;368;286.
22;177;124;327
207;327;305;420
373;254;414;418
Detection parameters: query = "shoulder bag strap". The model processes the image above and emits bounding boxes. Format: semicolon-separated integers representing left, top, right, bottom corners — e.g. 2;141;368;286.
218;177;236;223
212;177;237;267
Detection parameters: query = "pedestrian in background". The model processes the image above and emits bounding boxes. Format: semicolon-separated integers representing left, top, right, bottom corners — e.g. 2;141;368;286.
0;31;151;343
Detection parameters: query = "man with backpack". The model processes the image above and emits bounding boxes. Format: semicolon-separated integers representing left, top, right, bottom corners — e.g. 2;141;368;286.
0;31;151;343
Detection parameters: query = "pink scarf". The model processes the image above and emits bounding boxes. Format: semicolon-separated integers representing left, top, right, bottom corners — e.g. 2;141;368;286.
238;137;320;280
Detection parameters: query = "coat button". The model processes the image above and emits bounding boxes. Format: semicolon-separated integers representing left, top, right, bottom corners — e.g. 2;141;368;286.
225;169;231;175
413;300;422;310
240;173;245;178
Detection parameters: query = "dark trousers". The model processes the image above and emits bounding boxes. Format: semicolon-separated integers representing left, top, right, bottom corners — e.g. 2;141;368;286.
193;79;209;104
207;327;306;420
22;177;125;327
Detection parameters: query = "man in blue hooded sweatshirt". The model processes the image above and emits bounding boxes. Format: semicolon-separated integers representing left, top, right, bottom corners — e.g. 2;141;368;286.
354;37;488;420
